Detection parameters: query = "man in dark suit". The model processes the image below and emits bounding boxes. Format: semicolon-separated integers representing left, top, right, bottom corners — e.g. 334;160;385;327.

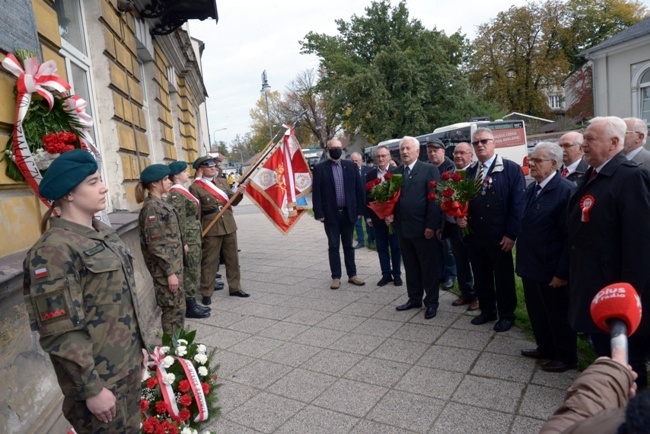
387;136;441;319
568;116;650;390
351;152;375;249
366;145;402;286
516;142;577;372
312;140;366;290
444;142;478;311
458;128;526;332
426;138;457;291
623;117;650;170
558;131;588;183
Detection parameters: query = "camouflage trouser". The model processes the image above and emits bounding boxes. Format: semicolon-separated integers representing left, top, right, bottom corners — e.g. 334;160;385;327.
154;278;186;335
184;242;202;299
62;369;142;434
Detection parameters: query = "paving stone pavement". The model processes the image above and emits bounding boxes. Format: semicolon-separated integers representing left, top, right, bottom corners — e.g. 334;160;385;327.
191;197;577;434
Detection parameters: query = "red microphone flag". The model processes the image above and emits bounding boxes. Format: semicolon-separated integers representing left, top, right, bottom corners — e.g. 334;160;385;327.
590;282;642;337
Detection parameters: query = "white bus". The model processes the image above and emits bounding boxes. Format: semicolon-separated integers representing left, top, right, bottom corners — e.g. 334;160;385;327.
365;120;528;170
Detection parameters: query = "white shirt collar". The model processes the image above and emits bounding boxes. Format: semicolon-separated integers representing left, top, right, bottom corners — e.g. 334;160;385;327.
538;171;556;189
565;158;581;173
625;147;643;160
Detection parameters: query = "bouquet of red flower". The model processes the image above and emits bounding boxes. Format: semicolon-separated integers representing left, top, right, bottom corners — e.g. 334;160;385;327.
140;328;220;434
428;170;478;235
366;173;403;232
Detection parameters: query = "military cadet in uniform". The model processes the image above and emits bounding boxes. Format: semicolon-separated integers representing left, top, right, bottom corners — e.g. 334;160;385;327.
136;164;186;334
23;150;147;433
168;161;210;319
189;156;250;304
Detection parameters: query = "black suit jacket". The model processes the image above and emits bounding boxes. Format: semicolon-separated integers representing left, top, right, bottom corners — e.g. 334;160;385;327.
567;152;650;335
312;159;364;224
394;160;441;239
515;172;575;283
565;158;588;183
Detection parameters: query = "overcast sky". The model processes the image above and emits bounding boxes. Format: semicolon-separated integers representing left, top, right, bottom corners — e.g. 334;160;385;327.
187;0;646;146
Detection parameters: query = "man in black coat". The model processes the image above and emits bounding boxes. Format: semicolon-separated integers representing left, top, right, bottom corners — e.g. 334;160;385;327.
387;136;441;319
458;128;526;332
365;145;402;286
312;139;366;290
567;116;650;389
516;142;577;372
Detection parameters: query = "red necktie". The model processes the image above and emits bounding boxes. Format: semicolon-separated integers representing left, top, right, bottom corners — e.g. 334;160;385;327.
561;167;569;178
588;169;597;183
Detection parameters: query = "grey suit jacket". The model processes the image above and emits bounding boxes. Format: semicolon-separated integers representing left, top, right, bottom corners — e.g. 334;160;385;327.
630;147;650;171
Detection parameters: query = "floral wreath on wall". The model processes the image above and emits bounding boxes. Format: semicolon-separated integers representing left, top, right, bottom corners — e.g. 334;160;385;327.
0;49;100;207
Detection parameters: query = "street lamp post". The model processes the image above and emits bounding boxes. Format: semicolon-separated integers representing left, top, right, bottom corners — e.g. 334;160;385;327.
211;127;227;153
261;70;273;141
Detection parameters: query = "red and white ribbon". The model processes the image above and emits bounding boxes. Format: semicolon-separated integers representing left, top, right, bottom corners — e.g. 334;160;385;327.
194;178;230;208
170;184;200;210
175;357;209;422
149;346;180;418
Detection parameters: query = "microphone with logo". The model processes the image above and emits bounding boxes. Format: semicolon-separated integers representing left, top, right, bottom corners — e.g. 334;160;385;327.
590;282;642;363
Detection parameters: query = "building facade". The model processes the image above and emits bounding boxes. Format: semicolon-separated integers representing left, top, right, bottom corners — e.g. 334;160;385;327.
0;1;216;432
583;17;650;124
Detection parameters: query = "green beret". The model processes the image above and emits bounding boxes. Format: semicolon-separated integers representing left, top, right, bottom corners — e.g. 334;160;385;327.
39;149;98;200
168;161;187;175
140;164;170;184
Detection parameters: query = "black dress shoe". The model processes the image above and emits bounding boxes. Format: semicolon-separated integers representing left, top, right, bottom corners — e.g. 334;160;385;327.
521;348;548;360
396;301;422;311
353;242;364;249
201;296;211;305
541;360;577;373
494;318;514;332
393;276;403;286
424;307;437;319
215;281;225;291
216;273;222;278
377;275;393;286
230;290;250;298
470;313;497;325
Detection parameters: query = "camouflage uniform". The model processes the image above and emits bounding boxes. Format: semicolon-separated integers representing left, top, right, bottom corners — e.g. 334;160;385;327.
138;195;186;334
23;217;147;433
189;177;244;296
167;185;202;301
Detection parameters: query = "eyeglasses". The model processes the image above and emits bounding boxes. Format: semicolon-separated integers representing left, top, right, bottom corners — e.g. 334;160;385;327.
528;158;553;164
558;143;577;149
471;139;493;146
626;131;642;135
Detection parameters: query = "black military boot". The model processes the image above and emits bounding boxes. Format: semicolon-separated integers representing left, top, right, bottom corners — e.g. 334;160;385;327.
186;299;210;319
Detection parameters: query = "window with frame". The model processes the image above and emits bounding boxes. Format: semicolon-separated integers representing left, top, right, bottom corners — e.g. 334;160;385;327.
641;68;650;124
548;95;562;110
51;0;96;143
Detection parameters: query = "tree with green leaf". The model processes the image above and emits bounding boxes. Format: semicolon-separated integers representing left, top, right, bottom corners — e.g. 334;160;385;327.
301;0;497;143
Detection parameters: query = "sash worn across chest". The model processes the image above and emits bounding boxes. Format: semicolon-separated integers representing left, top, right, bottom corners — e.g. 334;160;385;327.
194;178;231;209
169;184;200;210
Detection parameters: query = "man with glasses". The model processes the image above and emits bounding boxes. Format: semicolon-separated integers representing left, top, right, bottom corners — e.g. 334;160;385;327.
366;146;402;286
623;117;650;170
443;142;479;311
517;142;577;372
351;152;375;249
457;128;526;332
426;139;457;292
558;131;588;183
